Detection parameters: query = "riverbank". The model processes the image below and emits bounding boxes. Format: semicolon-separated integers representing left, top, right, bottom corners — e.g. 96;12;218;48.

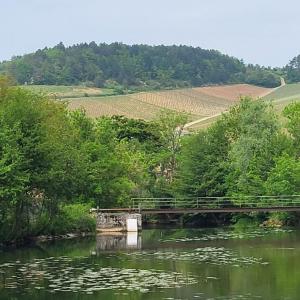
1;210;299;249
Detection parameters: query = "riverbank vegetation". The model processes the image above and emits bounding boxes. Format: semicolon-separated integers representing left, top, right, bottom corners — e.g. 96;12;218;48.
0;76;299;245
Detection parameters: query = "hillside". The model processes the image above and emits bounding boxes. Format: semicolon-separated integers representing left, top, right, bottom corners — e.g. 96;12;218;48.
263;82;300;112
26;82;300;129
65;84;271;120
263;82;300;102
0;43;280;89
187;83;300;131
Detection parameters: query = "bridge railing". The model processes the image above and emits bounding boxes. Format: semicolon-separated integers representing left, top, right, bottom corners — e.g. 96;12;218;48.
131;195;300;210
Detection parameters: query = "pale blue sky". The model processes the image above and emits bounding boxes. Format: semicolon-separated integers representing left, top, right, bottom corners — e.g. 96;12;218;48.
1;0;299;67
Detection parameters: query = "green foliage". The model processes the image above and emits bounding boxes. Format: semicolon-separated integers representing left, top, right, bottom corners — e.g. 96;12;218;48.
225;99;280;196
61;204;95;233
0;83;155;243
240;65;281;88
0;121;30;241
285;54;300;83
175;98;299;203
231;215;261;229
283;102;300;154
0;42;279;88
31;204;95;236
265;155;300;195
266;212;298;226
1;78;300;243
175;121;229;197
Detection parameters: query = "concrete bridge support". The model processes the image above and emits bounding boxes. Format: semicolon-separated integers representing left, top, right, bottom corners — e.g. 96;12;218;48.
96;212;142;232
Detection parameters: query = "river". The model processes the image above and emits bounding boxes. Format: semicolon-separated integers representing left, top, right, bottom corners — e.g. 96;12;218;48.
0;227;299;300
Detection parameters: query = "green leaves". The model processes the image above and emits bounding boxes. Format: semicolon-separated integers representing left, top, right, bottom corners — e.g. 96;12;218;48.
265;154;300;195
0;43;278;89
175;98;299;200
283;102;300;155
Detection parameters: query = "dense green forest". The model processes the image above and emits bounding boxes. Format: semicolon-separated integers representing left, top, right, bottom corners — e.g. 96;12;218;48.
0;42;281;89
0;76;299;245
286;54;300;83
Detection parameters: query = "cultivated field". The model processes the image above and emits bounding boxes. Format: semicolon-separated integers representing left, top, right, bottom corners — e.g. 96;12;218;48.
68;96;179;120
187;83;300;131
66;84;272;121
196;84;271;101
22;83;278;126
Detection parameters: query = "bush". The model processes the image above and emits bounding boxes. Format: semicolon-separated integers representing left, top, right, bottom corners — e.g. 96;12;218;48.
61;203;96;233
264;212;298;227
31;203;96;236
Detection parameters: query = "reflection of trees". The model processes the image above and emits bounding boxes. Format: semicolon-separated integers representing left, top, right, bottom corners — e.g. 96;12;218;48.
96;234;141;252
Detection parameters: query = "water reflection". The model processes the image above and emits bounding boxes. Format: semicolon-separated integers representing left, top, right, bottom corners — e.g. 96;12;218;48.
0;228;299;300
96;232;142;252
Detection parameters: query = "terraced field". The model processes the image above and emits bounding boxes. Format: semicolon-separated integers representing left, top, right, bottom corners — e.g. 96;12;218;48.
66;84;271;120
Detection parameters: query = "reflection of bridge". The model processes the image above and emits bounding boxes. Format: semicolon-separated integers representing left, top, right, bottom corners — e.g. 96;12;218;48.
96;196;300;215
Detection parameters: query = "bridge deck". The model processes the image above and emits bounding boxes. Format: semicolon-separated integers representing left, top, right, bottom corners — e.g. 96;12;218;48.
93;196;300;215
95;206;300;214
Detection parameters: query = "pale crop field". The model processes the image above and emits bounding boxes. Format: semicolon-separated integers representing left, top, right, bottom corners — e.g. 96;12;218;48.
24;83;273;121
130;90;229;116
66;84;273;120
188;83;300;131
198;84;272;101
68;96;177;120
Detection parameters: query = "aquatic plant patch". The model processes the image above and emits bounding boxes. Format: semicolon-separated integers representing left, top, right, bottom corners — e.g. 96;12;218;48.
0;256;197;294
126;247;268;267
187;292;263;299
160;229;292;243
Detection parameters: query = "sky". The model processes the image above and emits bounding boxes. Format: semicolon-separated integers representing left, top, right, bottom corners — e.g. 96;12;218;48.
1;0;300;67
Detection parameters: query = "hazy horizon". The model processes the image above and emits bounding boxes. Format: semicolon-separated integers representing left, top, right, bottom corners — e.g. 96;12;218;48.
1;0;300;67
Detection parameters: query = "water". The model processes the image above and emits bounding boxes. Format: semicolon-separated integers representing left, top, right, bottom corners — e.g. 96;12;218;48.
0;227;299;300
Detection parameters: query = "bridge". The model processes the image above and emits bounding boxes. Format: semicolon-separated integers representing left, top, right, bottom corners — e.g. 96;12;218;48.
95;195;300;215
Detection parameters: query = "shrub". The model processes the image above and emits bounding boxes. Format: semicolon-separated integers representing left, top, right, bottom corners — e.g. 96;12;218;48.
31;203;96;236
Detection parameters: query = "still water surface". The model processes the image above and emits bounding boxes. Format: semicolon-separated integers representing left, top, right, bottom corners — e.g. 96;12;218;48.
0;227;299;300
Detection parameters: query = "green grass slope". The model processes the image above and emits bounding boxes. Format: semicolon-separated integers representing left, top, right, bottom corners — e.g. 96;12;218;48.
22;85;115;98
263;83;300;112
264;83;300;101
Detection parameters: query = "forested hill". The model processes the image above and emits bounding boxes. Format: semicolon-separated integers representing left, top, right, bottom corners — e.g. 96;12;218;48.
0;42;281;89
285;54;300;83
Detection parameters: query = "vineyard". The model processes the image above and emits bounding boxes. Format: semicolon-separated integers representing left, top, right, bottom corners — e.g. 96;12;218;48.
198;84;271;101
187;83;300;131
68;96;179;120
66;84;272;120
